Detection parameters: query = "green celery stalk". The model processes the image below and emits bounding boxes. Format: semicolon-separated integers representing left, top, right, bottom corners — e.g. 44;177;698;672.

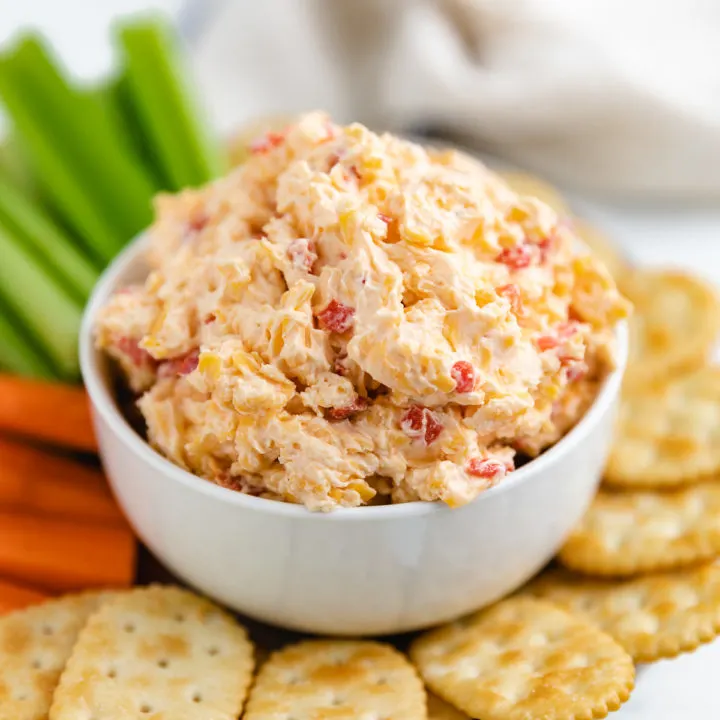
97;75;168;190
0;297;56;379
0;174;98;303
0;133;38;200
0;223;82;379
116;17;225;190
0;55;119;264
6;36;157;244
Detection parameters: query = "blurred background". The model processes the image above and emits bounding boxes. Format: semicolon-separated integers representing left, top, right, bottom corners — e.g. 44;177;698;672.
2;0;720;384
0;2;719;716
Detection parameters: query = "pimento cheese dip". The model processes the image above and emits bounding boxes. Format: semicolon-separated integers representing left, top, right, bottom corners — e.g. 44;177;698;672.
96;112;629;511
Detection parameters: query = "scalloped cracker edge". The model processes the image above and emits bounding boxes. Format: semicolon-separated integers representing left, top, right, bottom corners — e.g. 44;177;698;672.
49;585;254;720
524;564;720;663
410;596;634;720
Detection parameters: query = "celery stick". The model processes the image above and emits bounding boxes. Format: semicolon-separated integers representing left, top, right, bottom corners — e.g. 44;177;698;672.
0;297;56;379
0;174;98;303
116;17;225;190
98;75;168;190
0;57;119;264
0;223;82;378
0;133;38;200
8;36;157;242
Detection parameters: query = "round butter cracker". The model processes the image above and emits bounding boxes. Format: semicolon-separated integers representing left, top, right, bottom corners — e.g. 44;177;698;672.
244;639;426;720
525;564;720;663
559;484;720;576
49;585;254;720
606;366;720;488
621;270;720;392
410;596;634;720
0;592;110;720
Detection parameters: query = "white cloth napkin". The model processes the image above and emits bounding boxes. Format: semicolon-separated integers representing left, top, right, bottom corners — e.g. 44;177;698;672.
190;0;720;201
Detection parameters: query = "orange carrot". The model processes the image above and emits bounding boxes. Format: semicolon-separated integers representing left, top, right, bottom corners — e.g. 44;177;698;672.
0;577;48;614
0;374;97;452
0;437;127;526
0;510;136;592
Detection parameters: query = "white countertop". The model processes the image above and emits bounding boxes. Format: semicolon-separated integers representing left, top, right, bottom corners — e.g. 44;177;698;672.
1;1;719;716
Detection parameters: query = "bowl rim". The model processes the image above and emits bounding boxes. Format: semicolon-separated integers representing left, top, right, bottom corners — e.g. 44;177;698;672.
80;233;628;522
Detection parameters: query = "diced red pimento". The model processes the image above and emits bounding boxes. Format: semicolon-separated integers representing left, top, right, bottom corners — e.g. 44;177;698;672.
317;300;355;334
327;396;369;420
537;320;582;351
250;131;286;154
116;336;154;368
496;244;533;270
537;235;553;263
158;348;200;378
401;405;443;445
496;283;523;314
347;165;361;180
536;335;559;351
564;360;588;383
378;213;392;224
451;361;476;393
558;320;580;339
466;457;512;482
327;150;345;171
216;472;264;496
333;351;349;376
187;214;209;233
287;238;318;273
204;313;216;324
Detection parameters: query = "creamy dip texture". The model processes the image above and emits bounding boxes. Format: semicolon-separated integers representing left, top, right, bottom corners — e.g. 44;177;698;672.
96;112;629;510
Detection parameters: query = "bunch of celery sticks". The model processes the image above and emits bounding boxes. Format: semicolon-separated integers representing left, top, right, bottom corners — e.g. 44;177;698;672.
0;16;224;382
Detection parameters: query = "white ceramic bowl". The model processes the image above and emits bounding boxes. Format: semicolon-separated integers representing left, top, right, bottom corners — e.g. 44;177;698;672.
80;235;627;636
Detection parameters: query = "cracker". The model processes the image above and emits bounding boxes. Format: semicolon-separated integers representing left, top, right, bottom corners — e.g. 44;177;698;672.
620;269;720;391
244;640;426;720
0;592;108;720
499;170;570;215
524;563;720;662
49;586;254;720
427;692;470;719
559;484;720;576
410;596;634;720
571;218;630;283
605;367;720;488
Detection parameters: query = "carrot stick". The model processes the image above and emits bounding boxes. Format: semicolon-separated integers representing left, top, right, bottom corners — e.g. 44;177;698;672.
0;374;97;452
0;510;136;592
0;438;127;526
0;577;48;614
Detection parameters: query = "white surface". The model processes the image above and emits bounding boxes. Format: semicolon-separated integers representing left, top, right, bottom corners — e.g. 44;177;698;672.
2;0;720;713
80;234;625;635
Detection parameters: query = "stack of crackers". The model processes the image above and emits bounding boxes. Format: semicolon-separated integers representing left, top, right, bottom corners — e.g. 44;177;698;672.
4;171;720;720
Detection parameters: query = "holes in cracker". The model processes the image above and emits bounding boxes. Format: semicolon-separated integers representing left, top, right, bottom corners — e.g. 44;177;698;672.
375;676;389;686
139;703;153;714
123;622;136;634
192;692;203;704
41;624;54;636
207;645;220;657
107;667;118;679
330;695;345;707
31;658;42;670
157;658;169;669
174;613;186;623
285;674;304;686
